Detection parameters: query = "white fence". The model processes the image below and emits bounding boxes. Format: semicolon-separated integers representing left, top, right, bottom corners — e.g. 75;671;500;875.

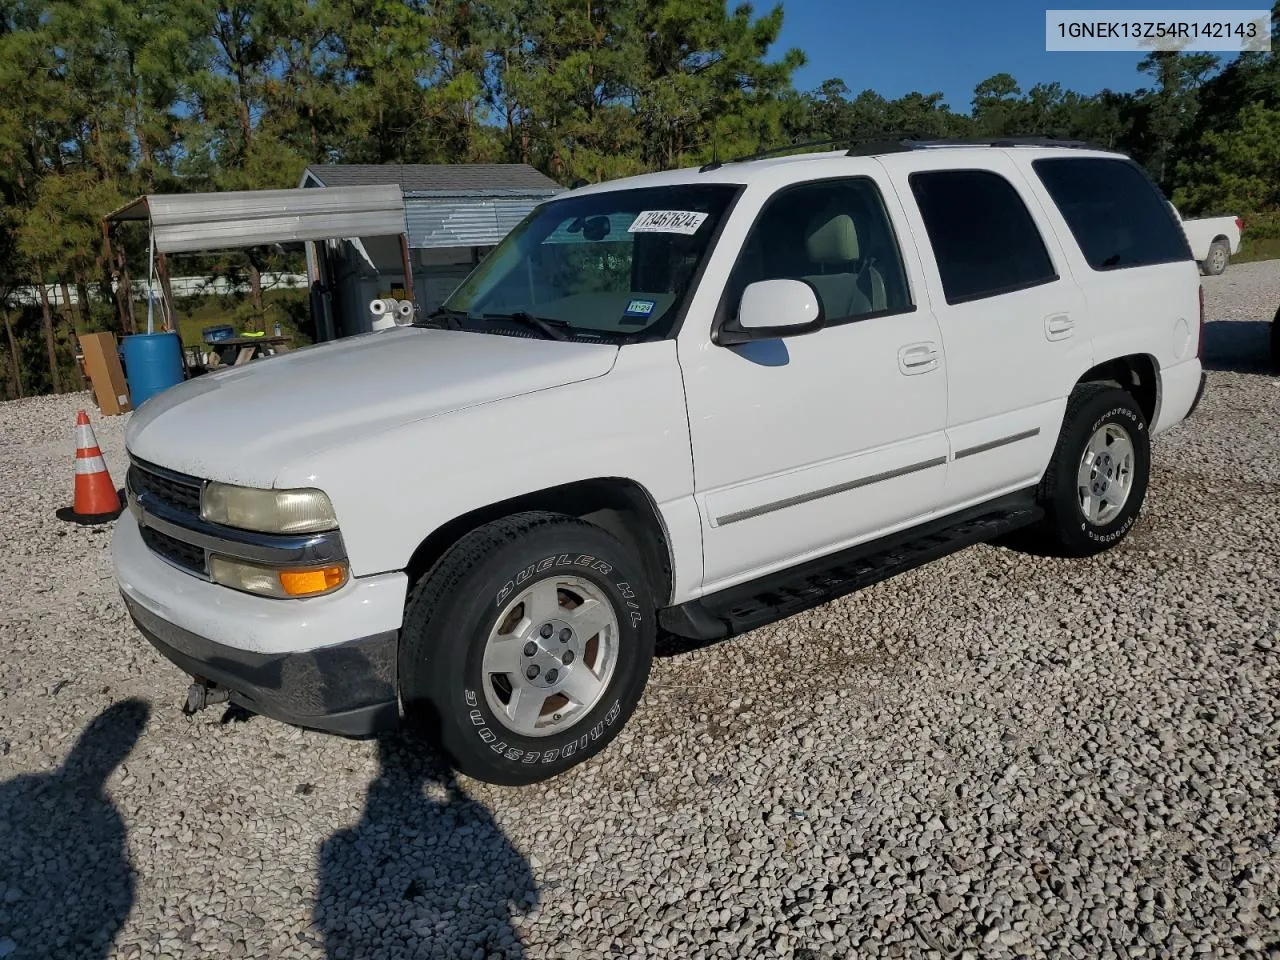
9;273;309;308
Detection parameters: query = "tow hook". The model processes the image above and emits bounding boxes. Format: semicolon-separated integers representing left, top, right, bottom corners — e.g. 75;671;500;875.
183;679;231;715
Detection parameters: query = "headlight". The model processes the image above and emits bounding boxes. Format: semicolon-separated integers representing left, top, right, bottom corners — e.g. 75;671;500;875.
210;556;348;599
201;482;337;534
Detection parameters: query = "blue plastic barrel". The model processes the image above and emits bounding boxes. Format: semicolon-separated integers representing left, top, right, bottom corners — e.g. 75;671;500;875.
120;331;184;408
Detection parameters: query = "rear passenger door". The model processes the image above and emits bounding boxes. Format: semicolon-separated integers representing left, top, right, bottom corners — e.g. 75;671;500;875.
883;153;1093;512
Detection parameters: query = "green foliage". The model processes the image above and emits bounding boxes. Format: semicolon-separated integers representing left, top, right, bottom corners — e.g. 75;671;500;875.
1173;103;1280;214
174;287;312;349
0;0;1277;398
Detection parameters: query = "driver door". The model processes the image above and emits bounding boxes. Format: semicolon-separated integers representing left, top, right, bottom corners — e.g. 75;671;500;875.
678;173;950;594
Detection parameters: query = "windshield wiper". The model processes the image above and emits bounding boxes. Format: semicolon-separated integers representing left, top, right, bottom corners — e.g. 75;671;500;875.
481;311;571;341
411;307;466;330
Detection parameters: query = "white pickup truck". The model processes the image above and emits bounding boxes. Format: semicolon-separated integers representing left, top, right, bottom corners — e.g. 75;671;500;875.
113;140;1207;785
1170;203;1243;276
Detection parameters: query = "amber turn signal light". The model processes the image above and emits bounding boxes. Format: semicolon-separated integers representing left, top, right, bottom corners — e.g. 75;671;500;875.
278;566;347;597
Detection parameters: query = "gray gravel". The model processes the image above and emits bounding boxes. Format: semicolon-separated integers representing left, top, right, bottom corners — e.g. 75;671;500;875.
2;260;1279;960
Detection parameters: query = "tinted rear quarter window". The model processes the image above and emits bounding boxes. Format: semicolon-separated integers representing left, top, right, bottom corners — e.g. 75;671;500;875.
909;169;1057;305
1032;157;1192;271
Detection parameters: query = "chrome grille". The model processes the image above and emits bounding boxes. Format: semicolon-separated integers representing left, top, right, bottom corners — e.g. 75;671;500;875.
128;458;203;516
139;526;207;575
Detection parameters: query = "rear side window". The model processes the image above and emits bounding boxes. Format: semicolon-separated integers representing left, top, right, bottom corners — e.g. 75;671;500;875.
909;170;1057;305
1032;157;1192;271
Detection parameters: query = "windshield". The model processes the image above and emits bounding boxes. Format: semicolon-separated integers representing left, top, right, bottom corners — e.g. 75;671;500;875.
441;184;740;339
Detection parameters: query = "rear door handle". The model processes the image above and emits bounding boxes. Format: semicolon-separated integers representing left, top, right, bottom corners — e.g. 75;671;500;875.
898;342;939;375
1045;314;1074;341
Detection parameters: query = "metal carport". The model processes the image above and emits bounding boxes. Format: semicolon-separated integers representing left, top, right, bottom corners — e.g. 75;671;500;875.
103;184;410;339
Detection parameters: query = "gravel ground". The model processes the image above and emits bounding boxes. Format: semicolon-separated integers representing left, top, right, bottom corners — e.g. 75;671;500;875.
1;261;1278;960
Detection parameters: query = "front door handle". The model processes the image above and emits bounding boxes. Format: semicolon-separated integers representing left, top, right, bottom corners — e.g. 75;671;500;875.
1045;313;1074;341
898;342;939;375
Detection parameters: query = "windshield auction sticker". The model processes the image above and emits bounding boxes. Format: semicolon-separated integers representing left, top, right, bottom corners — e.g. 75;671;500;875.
628;210;709;235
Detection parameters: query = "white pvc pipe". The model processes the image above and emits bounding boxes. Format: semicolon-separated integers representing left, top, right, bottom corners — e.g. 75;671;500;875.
146;231;157;335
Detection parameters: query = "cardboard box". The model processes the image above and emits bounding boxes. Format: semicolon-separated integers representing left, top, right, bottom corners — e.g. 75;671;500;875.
78;332;133;416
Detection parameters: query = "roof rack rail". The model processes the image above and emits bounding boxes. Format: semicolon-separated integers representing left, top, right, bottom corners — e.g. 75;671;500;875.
700;138;841;172
698;133;1112;171
876;135;1104;151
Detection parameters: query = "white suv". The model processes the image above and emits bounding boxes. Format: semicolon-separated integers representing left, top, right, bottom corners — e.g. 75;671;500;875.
112;139;1207;785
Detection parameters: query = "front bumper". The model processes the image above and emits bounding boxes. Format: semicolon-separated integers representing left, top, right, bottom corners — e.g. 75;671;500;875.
113;510;408;736
124;594;399;736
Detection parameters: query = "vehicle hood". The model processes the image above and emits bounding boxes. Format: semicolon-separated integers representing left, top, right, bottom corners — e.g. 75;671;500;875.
126;328;619;486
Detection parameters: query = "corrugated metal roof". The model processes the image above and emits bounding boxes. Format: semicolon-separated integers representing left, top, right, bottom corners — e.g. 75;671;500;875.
304;163;564;195
105;185;407;254
407;197;548;248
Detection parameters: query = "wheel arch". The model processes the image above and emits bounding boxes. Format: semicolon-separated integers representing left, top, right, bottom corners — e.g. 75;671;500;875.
1075;353;1160;426
404;477;675;607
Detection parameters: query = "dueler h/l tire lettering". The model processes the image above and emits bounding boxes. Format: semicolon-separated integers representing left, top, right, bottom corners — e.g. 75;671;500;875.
1037;383;1151;557
399;511;655;786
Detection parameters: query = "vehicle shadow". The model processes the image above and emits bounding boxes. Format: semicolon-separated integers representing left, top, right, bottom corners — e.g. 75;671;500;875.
1201;319;1276;374
314;734;536;960
0;698;151;960
656;629;728;658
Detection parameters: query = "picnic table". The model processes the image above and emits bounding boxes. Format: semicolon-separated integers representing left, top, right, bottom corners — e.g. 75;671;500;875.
210;335;293;367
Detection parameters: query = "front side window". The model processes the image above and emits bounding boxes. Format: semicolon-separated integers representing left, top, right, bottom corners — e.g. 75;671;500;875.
442;184;739;339
909;169;1057;305
726;178;913;325
1032;157;1192;271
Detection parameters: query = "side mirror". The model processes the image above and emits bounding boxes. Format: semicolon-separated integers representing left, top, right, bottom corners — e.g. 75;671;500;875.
716;279;824;346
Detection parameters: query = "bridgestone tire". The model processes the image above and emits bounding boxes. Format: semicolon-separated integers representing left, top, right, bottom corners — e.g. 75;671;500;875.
399;511;655;785
1036;384;1150;557
1201;239;1230;276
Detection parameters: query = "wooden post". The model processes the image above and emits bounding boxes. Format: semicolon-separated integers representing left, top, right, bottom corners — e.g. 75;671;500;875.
399;234;415;306
156;251;177;331
115;229;137;334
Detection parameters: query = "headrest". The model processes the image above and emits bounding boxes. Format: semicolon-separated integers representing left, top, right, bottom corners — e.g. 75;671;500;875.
805;212;860;264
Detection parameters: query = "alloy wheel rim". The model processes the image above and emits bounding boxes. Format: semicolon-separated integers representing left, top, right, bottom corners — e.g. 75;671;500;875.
1077;422;1135;526
481;575;619;738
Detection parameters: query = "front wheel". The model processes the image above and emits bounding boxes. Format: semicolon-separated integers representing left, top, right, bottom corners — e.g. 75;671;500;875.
1035;384;1151;556
400;511;655;785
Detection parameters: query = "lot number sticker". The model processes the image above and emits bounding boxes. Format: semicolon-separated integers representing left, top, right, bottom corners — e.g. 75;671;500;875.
628;210;708;235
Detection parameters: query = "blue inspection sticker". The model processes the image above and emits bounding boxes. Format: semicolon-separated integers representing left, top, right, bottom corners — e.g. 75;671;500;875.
621;298;657;323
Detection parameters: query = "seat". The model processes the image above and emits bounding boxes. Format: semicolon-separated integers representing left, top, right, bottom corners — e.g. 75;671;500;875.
801;211;887;318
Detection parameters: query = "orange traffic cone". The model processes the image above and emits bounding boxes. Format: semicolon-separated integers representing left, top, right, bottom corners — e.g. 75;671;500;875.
67;410;122;523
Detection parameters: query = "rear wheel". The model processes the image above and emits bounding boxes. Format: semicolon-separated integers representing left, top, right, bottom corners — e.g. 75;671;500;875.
1036;384;1150;556
1201;239;1230;276
400;511;655;785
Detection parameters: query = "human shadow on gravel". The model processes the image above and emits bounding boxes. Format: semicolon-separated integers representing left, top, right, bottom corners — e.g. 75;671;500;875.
1201;319;1276;373
0;698;150;960
314;735;536;960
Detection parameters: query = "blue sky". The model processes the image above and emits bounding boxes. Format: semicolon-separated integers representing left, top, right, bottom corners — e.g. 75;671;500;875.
774;0;1243;111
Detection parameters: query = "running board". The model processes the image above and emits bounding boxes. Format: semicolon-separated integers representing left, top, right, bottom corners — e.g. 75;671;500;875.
660;495;1043;642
